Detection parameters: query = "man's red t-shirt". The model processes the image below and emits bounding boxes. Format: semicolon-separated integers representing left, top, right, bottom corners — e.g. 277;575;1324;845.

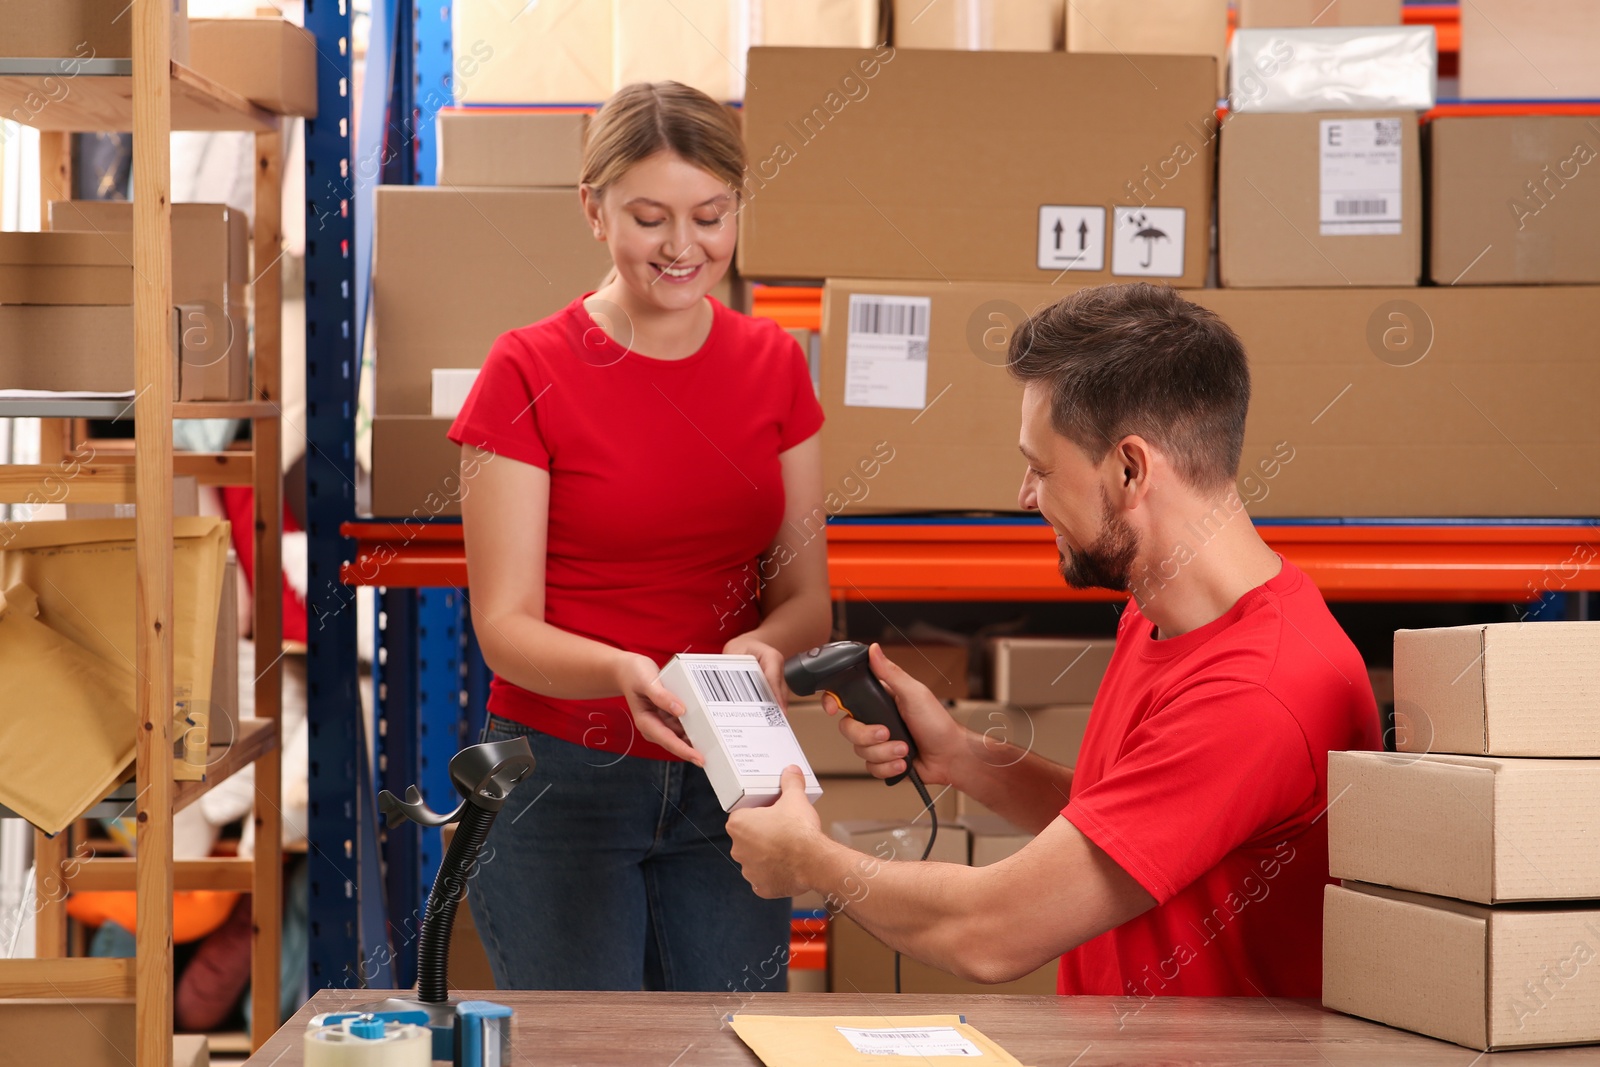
1058;558;1380;999
447;294;824;761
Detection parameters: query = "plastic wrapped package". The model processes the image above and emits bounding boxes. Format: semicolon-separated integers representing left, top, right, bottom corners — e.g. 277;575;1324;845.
1229;26;1435;113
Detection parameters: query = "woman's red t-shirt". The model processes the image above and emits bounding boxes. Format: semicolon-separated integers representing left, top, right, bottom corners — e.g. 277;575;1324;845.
447;294;823;761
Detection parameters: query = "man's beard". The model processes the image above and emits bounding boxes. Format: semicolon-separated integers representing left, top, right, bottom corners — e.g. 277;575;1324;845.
1058;488;1140;593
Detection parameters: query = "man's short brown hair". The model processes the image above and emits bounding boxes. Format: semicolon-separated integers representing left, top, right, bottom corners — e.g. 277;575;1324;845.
1007;283;1250;490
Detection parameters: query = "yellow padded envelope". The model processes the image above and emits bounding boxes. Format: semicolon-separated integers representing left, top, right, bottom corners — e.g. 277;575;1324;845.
729;1014;1027;1066
0;583;137;834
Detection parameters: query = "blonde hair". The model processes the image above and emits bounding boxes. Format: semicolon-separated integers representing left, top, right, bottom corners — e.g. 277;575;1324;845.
582;81;745;197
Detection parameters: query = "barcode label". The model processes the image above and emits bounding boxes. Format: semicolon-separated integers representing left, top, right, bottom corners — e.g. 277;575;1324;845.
850;298;929;339
692;668;768;704
844;294;932;410
1333;198;1387;216
763;706;786;727
836;1026;982;1057
1319;118;1403;236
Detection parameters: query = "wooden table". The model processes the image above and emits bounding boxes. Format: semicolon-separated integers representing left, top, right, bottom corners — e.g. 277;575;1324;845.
249;990;1595;1065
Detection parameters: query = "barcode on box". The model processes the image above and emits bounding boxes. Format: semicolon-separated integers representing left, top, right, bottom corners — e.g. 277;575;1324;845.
1334;199;1388;216
850;298;929;339
763;706;786;727
692;667;768;704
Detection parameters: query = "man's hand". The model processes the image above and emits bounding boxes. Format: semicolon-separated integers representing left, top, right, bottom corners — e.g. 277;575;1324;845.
722;633;788;711
829;643;972;787
727;766;825;898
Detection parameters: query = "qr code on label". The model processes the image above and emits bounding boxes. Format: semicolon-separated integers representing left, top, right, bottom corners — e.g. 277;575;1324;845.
1373;119;1401;147
763;705;786;727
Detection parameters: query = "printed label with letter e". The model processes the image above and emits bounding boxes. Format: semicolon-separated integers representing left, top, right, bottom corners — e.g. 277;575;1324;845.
1320;118;1403;236
844;294;931;410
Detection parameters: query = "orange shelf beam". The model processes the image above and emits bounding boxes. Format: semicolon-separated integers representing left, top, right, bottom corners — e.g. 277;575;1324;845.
341;520;1600;603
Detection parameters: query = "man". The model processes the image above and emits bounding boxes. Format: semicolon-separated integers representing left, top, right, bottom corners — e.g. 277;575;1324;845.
726;283;1380;998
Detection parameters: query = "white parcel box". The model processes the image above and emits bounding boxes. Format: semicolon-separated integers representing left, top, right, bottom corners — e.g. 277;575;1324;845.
660;653;824;812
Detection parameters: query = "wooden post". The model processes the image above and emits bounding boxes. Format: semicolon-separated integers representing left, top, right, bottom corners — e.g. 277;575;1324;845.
37;133;73;468
250;125;285;1050
132;1;176;1065
31;828;69;957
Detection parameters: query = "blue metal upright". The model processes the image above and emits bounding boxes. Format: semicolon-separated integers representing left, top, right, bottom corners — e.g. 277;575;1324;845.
304;0;383;991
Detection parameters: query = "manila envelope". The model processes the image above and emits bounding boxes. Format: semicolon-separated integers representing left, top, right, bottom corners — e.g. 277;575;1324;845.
730;1013;1027;1066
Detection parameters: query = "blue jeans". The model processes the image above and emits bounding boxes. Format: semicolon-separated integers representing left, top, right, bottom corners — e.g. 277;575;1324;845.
467;715;792;992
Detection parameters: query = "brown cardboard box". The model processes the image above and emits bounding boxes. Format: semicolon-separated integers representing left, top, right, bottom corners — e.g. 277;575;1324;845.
0;0;187;62
454;0;611;105
987;637;1113;706
1237;0;1401;26
436;110;589;187
739;48;1215;286
1328;751;1600;903
1323;881;1600;1051
370;416;464;519
787;700;863;776
373;186;612;417
962;811;1033;866
49;200;250;400
821;280;1600;517
0;305;186;394
613;0;744;102
830;819;969;865
893;0;1063;52
1460;0;1600;102
1202;285;1600;517
1066;0;1227;95
1392;622;1600;757
1428;116;1600;285
1220;112;1421;288
830;914;1058;994
188;18;318;117
0;230;133;304
878;641;968;701
949;702;1093;769
813;775;955;835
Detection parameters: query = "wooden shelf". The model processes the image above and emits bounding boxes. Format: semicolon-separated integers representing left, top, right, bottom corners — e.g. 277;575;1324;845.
173;719;279;815
0;58;275;132
0;398;277;420
0;453;257;501
0;958;134;999
66;856;255;892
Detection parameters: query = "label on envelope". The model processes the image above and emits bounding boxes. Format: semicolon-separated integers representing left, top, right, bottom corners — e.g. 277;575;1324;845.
835;1026;983;1057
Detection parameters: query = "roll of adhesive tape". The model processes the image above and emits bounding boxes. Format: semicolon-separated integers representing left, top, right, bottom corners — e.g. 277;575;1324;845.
304;1022;432;1066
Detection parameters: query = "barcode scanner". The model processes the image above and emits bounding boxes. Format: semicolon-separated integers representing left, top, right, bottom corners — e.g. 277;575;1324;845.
785;641;919;787
784;640;937;993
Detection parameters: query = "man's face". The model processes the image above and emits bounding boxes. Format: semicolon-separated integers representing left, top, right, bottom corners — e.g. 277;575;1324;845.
1017;384;1141;593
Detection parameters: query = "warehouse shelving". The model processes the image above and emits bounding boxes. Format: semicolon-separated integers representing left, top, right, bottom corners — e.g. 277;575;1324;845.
0;9;284;1064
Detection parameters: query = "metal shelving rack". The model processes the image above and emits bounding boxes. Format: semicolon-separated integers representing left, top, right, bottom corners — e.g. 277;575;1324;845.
0;5;285;1063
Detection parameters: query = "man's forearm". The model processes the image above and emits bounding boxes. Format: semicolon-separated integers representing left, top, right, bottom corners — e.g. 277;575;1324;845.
948;735;1075;835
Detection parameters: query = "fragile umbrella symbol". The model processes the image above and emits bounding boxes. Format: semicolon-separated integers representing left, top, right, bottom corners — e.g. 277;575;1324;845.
1128;212;1169;269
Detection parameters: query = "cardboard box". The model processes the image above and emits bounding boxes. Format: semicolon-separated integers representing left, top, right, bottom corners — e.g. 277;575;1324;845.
830;912;1058;994
1460;0;1600;102
1066;0;1226;95
962;811;1033;866
988;637;1113;706
369;416;464;519
1428;116;1600;286
50;200;250;400
188;18;318;117
1236;0;1400;26
1219;112;1421;288
1329;751;1600;903
1200;285;1600;517
0;0;187;62
830;819;968;865
437;110;589;188
1324;881;1600;1051
0;305;170;394
0;230;133;304
454;0;611;105
949;702;1093;769
373;186;612;417
614;0;744;102
812;775;955;837
878;641;968;702
786;700;864;776
893;0;1063;52
661;653;823;811
1392;622;1600;757
739;49;1216;286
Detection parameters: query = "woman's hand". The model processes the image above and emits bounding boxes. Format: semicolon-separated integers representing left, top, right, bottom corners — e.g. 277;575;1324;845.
613;652;704;766
722;633;789;711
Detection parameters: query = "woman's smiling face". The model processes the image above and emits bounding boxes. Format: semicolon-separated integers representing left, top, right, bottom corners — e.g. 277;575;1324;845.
584;148;737;313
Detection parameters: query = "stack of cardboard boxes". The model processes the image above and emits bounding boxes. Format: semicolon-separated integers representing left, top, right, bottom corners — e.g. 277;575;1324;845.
1323;621;1600;1050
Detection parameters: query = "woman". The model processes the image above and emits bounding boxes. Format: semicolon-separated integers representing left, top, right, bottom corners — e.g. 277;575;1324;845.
448;81;831;993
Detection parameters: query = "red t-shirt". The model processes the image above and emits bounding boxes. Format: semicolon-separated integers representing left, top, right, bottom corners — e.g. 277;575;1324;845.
1058;558;1380;998
447;295;824;760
